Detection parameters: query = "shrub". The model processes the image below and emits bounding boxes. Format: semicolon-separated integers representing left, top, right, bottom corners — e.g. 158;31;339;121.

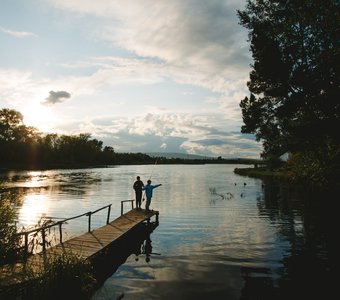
0;192;20;265
288;141;340;188
24;253;97;300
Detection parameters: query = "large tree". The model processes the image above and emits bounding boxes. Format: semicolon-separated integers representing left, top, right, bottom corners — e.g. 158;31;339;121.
238;0;339;157
0;108;40;165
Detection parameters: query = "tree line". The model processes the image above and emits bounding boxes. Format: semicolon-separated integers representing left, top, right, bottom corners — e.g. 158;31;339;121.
0;108;158;169
1;108;251;170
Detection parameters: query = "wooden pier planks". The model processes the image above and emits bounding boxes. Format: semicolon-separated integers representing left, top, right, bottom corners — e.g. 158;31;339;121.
0;208;159;287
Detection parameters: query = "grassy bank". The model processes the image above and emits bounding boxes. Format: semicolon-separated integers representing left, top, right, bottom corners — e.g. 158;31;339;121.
1;253;96;300
234;167;290;180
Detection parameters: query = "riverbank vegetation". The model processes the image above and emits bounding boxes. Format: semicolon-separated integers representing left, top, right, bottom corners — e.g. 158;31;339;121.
0;190;21;265
22;254;96;300
0;108;260;170
237;1;339;188
1;252;96;300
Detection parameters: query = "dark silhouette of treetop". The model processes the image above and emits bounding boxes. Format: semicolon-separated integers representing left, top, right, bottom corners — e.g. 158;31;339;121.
238;0;339;157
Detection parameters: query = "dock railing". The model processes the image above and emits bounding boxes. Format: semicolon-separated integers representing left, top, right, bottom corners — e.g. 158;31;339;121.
120;200;134;215
15;204;112;257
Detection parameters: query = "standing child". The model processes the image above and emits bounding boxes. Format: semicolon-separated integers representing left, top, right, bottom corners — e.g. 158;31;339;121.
143;179;162;211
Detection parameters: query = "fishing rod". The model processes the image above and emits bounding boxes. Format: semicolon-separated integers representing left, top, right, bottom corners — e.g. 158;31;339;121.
142;157;159;202
148;156;159;181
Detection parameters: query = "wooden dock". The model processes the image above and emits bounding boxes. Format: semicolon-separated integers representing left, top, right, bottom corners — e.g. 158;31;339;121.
0;207;159;288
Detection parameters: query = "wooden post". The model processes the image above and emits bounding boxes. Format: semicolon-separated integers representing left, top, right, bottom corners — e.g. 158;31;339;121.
107;204;111;224
88;212;92;232
121;200;135;215
59;222;63;243
41;228;46;251
24;233;28;257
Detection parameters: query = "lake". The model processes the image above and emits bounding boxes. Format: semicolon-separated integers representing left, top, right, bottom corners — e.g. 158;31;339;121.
0;164;336;299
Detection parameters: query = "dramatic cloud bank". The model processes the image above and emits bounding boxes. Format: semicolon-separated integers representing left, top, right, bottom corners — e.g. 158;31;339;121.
0;0;261;158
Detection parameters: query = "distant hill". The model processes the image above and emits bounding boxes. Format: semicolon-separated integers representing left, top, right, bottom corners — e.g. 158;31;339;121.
145;152;263;165
145;152;213;160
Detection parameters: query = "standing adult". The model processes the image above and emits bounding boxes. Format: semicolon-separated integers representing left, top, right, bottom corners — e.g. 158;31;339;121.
143;179;162;211
133;176;144;209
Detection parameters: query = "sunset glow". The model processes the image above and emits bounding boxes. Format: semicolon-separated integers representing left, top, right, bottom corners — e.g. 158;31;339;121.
0;0;262;158
22;103;57;132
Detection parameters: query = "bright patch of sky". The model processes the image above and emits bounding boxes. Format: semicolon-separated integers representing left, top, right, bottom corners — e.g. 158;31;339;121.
0;0;262;158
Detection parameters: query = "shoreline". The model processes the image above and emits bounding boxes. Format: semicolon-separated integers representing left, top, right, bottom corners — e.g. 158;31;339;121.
234;167;290;180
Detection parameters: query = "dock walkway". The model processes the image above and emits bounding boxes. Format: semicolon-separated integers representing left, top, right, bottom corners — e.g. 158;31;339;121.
0;207;159;287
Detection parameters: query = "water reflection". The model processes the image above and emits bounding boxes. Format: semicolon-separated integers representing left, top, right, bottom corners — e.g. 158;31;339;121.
0;165;336;299
0;170;106;230
254;180;337;299
1;169;101;189
92;221;159;299
19;193;50;226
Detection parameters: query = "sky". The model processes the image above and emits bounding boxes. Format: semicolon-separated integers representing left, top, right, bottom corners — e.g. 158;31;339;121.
0;0;262;159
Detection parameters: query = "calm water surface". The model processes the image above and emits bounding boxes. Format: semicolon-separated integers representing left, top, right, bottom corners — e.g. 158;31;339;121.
0;165;335;299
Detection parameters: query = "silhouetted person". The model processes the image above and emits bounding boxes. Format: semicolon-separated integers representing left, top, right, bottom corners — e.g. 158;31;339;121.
133;176;144;209
142;179;162;211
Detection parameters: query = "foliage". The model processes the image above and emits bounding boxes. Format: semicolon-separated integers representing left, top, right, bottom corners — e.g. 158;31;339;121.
238;0;340;157
0;186;96;299
0;188;60;266
0;108;164;168
11;253;97;300
0;108;115;168
234;167;289;180
264;154;285;170
21;218;59;256
287;140;340;188
0;191;21;265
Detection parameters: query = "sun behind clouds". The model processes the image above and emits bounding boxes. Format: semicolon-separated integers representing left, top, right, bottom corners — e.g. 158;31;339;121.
22;102;57;133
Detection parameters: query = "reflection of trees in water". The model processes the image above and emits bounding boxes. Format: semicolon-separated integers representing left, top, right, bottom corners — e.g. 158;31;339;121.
249;180;337;299
1;171;102;197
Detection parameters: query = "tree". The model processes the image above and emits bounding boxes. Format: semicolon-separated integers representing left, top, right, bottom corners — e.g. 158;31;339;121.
0;108;40;165
0;108;25;142
238;0;340;157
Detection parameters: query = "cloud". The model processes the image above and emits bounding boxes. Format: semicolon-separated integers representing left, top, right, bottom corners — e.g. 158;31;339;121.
107;1;250;79
0;27;38;38
128;113;215;138
53;111;261;158
48;0;250;79
194;139;226;146
0;69;32;90
0;1;261;158
43;90;71;105
0;69;41;108
46;0;251;125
